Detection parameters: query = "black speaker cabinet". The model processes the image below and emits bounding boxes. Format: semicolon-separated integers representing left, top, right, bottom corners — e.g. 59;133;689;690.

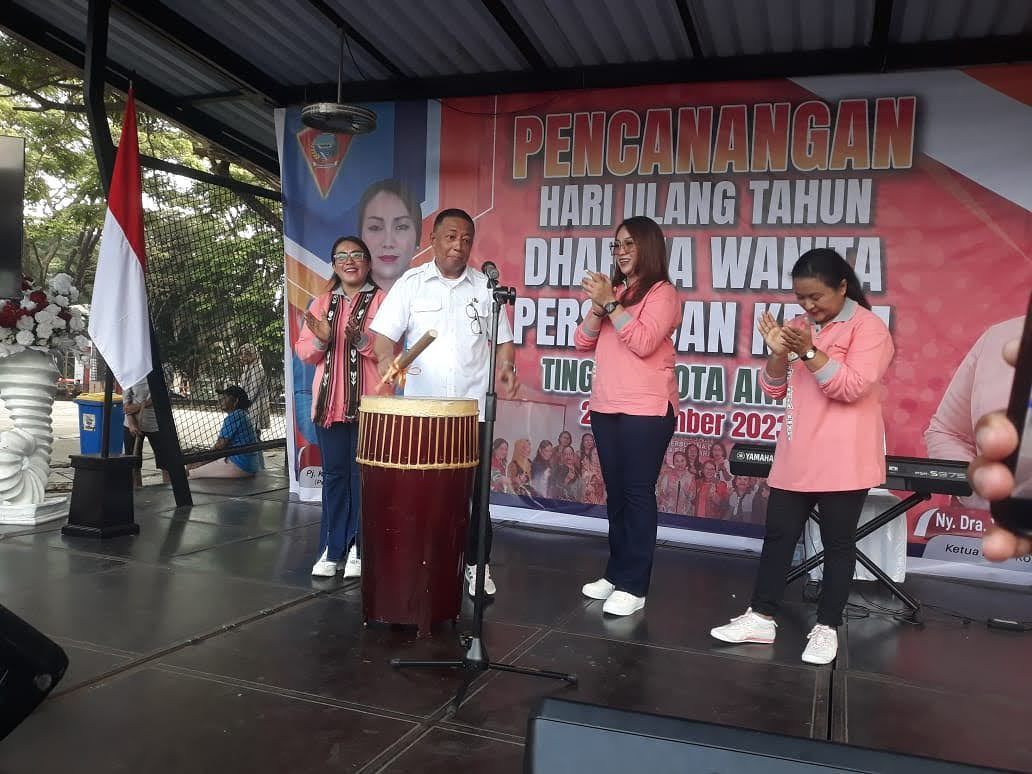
0;605;68;740
525;699;997;773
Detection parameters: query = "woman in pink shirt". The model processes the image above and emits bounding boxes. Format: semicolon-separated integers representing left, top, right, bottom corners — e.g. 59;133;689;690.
575;216;681;617
296;236;390;579
711;248;894;665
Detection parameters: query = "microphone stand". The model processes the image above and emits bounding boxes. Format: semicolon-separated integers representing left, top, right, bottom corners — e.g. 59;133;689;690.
391;275;577;711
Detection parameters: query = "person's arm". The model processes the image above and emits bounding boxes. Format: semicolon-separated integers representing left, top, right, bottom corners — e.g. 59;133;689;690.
611;283;680;358
757;311;790;399
372;333;401;381
924;339;981;461
806;316;894;404
496;341;519;398
368;283;410;380
296;294;332;364
574;305;604;352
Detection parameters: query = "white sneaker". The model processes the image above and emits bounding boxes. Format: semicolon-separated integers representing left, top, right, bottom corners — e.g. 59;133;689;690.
311;548;339;578
710;608;777;644
602;590;645;616
801;624;838;665
582;578;616;600
343;545;362;579
465;564;496;597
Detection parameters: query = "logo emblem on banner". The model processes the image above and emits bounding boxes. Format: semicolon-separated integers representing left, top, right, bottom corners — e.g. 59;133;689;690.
296;128;351;198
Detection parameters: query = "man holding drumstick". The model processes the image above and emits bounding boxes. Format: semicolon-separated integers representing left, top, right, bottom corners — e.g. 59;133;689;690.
371;208;519;597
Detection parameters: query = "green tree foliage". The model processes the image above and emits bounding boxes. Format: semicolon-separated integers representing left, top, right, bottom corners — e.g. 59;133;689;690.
0;32;284;401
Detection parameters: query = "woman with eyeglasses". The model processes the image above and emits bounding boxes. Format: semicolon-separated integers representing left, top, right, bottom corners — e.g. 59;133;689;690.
296;235;393;579
574;216;681;617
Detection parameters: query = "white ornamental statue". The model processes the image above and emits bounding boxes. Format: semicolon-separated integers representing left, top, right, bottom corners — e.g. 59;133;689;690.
0;273;90;525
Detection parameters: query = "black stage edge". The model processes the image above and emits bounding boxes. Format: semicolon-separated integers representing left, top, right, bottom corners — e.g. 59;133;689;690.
61;454;140;538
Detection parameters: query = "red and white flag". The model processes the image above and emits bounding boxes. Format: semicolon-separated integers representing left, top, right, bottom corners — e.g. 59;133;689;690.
88;88;152;388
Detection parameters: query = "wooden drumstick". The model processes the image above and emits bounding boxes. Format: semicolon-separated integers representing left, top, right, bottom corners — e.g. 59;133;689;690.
381;329;437;385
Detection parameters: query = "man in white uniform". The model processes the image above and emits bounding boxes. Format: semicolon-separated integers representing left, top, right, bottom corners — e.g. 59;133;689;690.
371;209;519;597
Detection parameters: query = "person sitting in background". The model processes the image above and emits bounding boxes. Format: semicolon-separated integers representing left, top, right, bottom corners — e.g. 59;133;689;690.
924;316;1022;509
188;385;260;479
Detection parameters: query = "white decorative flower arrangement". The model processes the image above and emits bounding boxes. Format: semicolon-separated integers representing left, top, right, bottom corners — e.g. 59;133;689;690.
0;273;89;360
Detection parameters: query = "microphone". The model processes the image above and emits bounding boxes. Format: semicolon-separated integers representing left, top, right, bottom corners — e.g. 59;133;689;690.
481;261;499;282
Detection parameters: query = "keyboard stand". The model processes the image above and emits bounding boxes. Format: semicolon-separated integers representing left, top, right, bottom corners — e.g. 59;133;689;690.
786;491;930;617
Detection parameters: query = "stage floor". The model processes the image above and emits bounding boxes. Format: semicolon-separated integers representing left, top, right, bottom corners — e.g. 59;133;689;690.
1;473;1030;772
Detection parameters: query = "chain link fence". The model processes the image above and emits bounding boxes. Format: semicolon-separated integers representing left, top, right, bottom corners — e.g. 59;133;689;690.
141;166;284;461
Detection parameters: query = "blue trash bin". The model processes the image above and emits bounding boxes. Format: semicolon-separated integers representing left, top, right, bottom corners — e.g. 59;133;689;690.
75;393;125;455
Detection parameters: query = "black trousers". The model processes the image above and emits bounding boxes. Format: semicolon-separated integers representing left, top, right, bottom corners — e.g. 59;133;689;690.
467;421;494;565
591;406;676;597
751;488;868;627
123;427;165;468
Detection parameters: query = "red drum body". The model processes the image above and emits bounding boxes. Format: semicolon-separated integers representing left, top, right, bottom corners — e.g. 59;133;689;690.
357;396;479;635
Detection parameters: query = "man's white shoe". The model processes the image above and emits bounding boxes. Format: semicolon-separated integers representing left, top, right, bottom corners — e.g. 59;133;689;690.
343;545;362;579
710;608;777;644
582;578;616;600
311;548;339;578
601;590;645;616
465;564;497;597
801;624;838;665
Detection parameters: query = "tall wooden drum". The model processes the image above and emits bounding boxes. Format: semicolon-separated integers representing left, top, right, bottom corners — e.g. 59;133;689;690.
357;396;479;636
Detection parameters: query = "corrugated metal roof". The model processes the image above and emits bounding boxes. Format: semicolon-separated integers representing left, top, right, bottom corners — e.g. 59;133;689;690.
4;0;1029;177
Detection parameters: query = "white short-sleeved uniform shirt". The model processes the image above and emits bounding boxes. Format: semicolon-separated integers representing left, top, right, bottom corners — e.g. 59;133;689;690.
369;260;514;420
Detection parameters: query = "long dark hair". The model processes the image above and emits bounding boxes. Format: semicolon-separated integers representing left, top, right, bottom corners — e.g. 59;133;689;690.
357;179;421;233
791;248;870;310
327;235;376;291
613;216;670;308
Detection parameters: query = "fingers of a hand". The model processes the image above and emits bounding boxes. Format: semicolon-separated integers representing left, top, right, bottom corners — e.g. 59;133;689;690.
968;458;1015;502
982;524;1032;561
975;411;1019;460
1003;338;1018;367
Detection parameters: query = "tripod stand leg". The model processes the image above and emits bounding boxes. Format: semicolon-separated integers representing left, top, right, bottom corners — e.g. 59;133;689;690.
390;658;465;669
489;661;578;683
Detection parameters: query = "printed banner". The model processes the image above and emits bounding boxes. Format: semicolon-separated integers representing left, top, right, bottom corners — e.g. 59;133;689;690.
277;65;1032;576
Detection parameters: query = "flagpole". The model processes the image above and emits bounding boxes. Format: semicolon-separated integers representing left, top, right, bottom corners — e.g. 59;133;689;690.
63;0;141;537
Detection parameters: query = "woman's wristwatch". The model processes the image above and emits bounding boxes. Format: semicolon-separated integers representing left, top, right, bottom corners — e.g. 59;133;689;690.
800;348;818;361
602;301;619;316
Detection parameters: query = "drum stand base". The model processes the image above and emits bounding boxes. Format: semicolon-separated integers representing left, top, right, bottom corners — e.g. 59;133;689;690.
391;634;578;712
390;283;577;712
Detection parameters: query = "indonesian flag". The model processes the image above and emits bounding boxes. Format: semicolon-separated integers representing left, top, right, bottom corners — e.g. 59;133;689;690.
88;88;152;388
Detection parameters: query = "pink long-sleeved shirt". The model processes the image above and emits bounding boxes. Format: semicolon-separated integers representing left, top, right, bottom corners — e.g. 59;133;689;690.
924;316;1022;462
574;281;680;416
760;300;895;492
924;316;1021;509
295;285;391;426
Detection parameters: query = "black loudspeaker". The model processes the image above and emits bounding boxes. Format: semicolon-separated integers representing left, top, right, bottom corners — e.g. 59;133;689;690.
0;604;68;740
525;699;996;773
